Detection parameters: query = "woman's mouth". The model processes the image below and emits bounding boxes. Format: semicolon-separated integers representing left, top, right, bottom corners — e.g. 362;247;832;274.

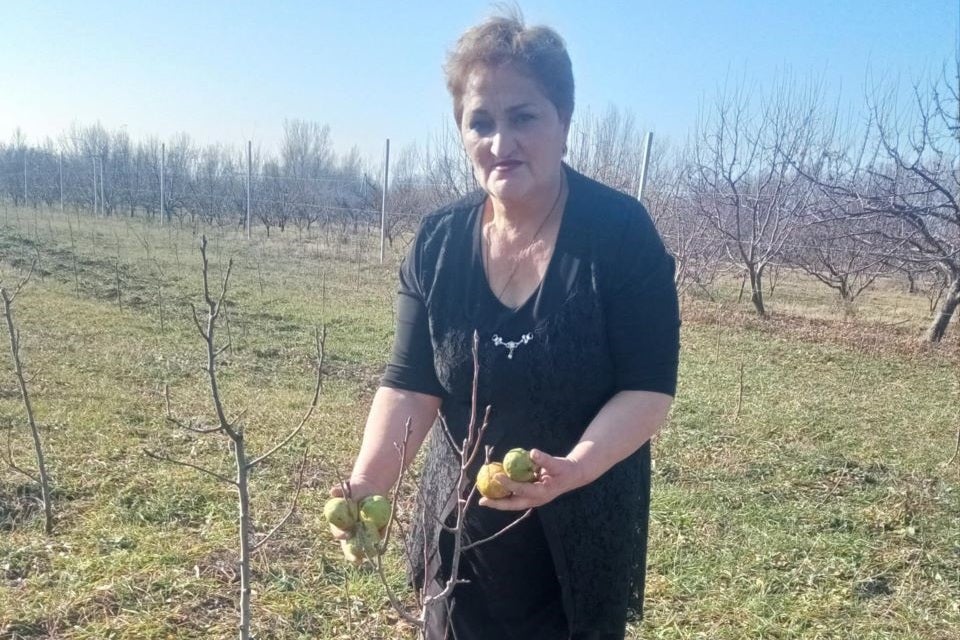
492;160;522;173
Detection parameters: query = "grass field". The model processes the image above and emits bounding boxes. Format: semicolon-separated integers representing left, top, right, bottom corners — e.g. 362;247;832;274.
0;206;958;639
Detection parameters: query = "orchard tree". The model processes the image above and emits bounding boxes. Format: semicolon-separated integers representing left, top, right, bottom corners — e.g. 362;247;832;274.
689;78;826;316
807;63;960;340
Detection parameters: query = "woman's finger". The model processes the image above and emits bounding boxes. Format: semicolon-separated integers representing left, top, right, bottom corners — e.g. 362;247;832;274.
480;477;553;510
529;448;560;474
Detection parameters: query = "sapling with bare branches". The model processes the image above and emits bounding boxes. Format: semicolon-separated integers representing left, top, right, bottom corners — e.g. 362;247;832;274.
67;219;81;298
145;236;325;640
327;333;533;639
0;263;54;534
133;229;167;333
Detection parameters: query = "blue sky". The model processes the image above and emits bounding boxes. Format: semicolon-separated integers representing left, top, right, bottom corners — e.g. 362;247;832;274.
1;1;955;164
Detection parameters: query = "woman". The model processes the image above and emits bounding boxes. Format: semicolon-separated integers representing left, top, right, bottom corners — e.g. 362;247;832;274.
332;13;680;640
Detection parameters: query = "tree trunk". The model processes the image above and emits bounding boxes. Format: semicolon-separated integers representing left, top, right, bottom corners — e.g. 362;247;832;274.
906;271;917;294
839;278;852;302
235;436;252;640
925;277;960;342
1;289;54;534
749;265;766;317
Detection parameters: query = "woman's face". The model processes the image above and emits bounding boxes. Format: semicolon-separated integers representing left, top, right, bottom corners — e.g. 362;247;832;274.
458;64;569;206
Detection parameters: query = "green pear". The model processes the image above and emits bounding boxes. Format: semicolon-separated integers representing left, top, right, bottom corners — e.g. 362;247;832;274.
503;448;537;482
359;494;391;529
323;497;358;531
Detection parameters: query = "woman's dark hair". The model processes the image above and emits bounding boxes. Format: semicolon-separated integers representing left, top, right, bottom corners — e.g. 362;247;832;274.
444;12;575;127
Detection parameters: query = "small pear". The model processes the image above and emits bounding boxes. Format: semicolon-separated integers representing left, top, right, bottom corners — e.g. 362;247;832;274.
503;448;537;483
323;497;358;531
340;520;380;565
476;462;511;499
340;536;365;565
358;519;381;551
359;494;391;529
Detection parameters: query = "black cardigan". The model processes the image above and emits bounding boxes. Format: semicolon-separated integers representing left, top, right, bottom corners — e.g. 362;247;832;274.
384;165;680;634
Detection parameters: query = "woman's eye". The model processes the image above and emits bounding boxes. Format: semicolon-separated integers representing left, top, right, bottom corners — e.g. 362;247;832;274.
512;112;536;126
469;120;493;135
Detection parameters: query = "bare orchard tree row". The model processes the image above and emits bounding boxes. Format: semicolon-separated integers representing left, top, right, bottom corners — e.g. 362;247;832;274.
0;120;380;236
655;65;957;341
1;60;957;339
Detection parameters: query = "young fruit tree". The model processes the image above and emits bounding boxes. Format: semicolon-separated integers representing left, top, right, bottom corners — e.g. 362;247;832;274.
0;264;54;534
145;236;324;640
324;333;534;639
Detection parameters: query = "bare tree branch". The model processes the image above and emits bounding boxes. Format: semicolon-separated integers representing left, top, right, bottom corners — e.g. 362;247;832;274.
143;448;237;486
251;447;309;552
248;325;325;468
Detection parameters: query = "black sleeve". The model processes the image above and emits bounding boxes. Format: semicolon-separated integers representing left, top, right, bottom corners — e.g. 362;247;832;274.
604;206;681;396
380;234;445;397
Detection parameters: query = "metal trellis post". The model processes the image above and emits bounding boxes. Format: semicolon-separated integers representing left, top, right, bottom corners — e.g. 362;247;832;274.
637;131;653;202
160;143;165;226
380;138;390;264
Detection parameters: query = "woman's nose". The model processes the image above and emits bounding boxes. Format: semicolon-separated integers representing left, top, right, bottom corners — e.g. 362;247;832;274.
490;129;514;157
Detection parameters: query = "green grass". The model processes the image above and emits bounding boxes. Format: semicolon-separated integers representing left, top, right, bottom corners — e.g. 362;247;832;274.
0;205;958;639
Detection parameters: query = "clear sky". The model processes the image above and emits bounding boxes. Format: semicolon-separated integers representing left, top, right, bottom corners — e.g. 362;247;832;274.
1;1;955;164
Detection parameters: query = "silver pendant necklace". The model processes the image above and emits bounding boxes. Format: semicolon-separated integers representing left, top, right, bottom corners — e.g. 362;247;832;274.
491;333;534;359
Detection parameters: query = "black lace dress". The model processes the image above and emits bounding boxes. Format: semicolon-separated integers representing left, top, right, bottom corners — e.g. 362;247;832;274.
382;166;680;639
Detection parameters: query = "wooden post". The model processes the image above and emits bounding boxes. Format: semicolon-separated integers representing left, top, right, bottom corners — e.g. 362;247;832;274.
379;138;390;264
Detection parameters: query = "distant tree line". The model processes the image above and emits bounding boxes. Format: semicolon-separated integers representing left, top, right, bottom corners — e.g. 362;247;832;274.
1;61;957;340
0;120;383;238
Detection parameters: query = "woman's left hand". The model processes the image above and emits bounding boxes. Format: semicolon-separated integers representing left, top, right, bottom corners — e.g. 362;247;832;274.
478;449;585;511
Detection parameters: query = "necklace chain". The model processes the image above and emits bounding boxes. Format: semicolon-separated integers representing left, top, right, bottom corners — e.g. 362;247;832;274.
483;174;567;308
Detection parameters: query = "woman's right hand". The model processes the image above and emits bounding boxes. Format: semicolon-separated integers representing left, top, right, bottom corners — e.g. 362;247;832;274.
327;475;382;540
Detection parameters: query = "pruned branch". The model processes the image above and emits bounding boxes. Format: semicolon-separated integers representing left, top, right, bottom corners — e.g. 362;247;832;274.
461;508;534;552
248;325;326;468
3;424;38;483
251;447;309;552
165;415;224;435
143;448;237;486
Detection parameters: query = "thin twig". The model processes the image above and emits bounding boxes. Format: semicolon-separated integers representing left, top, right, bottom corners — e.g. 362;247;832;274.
252;448;309;551
947;425;960;469
817;467;849;506
248;325;325;468
734;360;745;420
3;260;36;303
143;449;238;486
437;411;462;458
3;424;38;482
189;304;206;339
382;418;413;551
374;551;424;627
165;415;223;435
